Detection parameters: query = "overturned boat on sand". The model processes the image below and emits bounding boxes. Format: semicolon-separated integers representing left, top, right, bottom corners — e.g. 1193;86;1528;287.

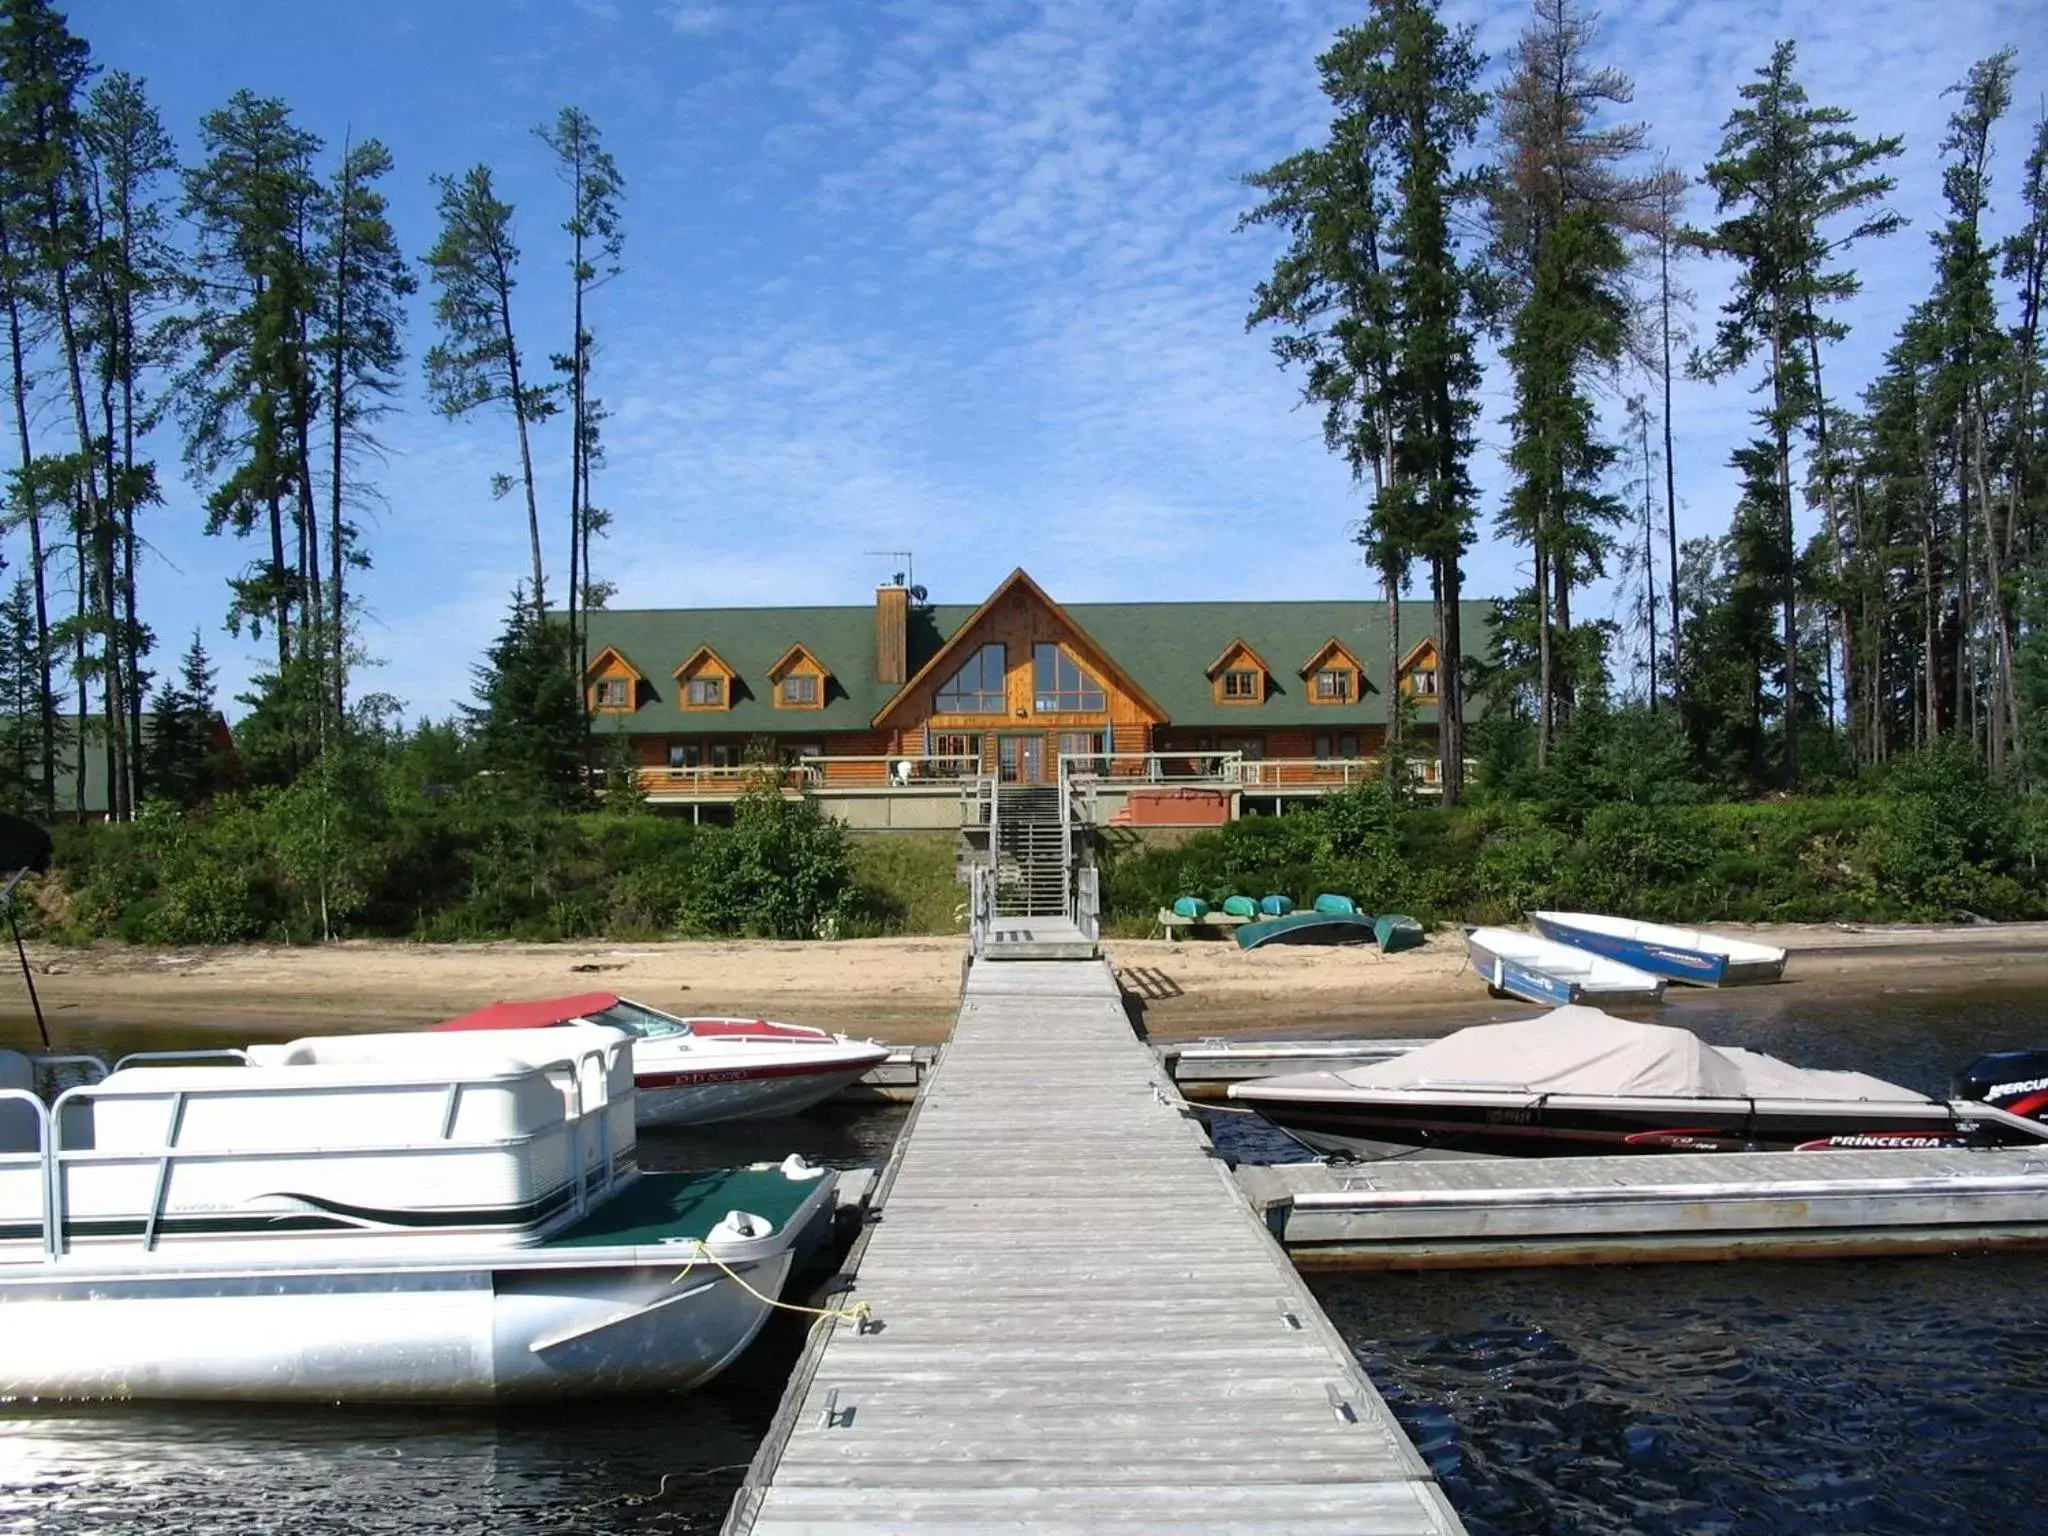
0;1026;837;1402
1464;926;1666;1008
434;993;892;1127
1228;1006;2048;1159
1529;911;1787;987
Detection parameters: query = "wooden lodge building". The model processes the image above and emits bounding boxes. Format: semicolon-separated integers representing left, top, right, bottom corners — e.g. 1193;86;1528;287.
583;569;1485;829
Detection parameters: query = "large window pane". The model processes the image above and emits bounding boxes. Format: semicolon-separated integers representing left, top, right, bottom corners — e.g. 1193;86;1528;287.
1033;643;1105;712
936;643;1007;713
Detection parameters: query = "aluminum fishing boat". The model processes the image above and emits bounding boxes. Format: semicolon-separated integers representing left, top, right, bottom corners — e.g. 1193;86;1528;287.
434;993;891;1127
1529;911;1787;986
1228;1006;2048;1159
1464;926;1666;1008
0;1026;838;1402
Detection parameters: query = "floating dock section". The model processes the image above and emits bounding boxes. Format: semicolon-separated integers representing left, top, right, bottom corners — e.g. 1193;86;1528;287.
727;958;1463;1535
1241;1147;2048;1270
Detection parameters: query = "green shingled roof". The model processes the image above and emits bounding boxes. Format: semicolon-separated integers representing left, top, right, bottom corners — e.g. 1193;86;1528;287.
583;597;1492;734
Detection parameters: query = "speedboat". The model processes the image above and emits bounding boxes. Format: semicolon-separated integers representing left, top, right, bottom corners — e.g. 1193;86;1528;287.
1465;926;1666;1007
1529;911;1787;986
1228;1006;2048;1158
0;1026;838;1402
433;992;892;1128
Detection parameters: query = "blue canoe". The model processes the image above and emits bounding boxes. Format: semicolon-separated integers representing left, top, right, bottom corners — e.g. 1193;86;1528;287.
1257;894;1295;917
1311;893;1359;916
1235;911;1380;950
1528;911;1787;987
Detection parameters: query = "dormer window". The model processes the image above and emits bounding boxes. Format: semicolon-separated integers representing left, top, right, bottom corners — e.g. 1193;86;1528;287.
1301;637;1365;706
1222;669;1259;701
1206;639;1270;706
768;643;830;711
1315;667;1353;703
688;676;724;708
1410;667;1438;697
583;646;646;713
595;678;630;708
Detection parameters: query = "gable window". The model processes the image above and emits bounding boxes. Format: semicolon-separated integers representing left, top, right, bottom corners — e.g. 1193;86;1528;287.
937;644;1007;714
1315;667;1354;703
1221;669;1260;701
687;675;725;708
1410;667;1439;697
594;678;630;709
779;673;819;707
1032;643;1106;713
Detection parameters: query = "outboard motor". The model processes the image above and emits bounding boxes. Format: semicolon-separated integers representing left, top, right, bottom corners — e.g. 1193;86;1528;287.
1953;1050;2048;1119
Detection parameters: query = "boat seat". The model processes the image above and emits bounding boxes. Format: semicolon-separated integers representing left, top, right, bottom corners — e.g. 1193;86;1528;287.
0;1051;42;1154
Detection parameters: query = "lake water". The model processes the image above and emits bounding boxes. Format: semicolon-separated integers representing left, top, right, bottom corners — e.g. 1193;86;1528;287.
3;980;2045;1533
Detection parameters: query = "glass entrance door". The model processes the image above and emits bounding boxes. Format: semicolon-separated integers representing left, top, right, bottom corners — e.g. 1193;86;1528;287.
997;734;1046;783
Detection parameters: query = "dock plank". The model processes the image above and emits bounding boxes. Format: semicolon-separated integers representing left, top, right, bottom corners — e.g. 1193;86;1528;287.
729;955;1459;1536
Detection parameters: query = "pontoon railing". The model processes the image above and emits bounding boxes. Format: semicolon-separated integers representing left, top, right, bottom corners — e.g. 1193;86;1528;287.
5;1046;624;1263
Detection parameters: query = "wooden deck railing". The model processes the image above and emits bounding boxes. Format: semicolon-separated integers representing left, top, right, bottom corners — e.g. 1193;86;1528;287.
635;753;1476;798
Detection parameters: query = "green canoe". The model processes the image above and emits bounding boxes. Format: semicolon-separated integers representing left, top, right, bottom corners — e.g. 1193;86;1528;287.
1234;911;1380;950
1373;914;1425;952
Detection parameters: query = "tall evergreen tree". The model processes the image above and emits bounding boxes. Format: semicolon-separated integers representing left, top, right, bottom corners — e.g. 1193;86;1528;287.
1695;40;1903;787
536;107;622;693
423;166;554;615
1926;51;2017;763
1244;0;1485;799
1241;18;1410;736
145;629;219;807
0;575;36;812
81;69;175;817
319;134;411;717
1489;0;1660;758
465;589;583;805
175;91;326;678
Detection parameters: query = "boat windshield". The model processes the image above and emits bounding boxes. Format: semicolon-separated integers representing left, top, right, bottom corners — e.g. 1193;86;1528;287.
585;1000;694;1040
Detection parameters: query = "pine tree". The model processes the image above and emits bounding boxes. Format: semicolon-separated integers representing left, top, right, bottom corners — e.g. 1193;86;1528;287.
1489;0;1661;758
175;91;326;677
1695;40;1903;787
320;135;411;717
1241;20;1409;735
81;69;176;818
1925;51;2017;763
145;629;219;807
536;107;622;697
423;166;554;615
465;590;583;805
1242;0;1486;799
0;576;37;811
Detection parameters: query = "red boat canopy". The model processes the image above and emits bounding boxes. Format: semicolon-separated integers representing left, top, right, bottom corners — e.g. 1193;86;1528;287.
433;992;620;1033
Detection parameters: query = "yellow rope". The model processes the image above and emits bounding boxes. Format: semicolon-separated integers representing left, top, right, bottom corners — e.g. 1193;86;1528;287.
676;1239;874;1329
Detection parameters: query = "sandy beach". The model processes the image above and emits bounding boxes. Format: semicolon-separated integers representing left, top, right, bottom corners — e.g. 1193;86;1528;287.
7;921;2048;1047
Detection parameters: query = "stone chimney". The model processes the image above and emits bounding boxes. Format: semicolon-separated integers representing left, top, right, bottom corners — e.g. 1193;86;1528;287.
875;582;908;685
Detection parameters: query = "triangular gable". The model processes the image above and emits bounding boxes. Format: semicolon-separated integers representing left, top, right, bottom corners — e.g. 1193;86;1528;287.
873;568;1168;728
1204;638;1271;680
582;645;644;683
1299;636;1366;678
768;643;832;683
673;644;735;680
1398;637;1440;672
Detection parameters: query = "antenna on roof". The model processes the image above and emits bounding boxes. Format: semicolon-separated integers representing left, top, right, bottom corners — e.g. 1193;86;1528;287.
864;550;922;602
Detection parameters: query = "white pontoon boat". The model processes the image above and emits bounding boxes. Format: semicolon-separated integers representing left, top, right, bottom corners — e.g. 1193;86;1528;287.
0;1026;837;1402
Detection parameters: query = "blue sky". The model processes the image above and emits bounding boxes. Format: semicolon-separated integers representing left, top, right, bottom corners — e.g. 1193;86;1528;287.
39;0;2048;721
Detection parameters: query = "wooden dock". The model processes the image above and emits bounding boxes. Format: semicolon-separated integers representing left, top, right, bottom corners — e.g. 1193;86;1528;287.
726;957;1463;1535
1242;1146;2048;1270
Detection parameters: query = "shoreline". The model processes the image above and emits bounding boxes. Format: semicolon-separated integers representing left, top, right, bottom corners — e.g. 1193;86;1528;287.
5;921;2048;1049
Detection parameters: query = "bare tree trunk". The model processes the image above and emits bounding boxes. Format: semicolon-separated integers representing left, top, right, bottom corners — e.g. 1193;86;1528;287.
495;267;545;614
1660;221;1681;689
1769;323;1798;787
1535;539;1552;767
329;148;351;719
0;211;54;817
